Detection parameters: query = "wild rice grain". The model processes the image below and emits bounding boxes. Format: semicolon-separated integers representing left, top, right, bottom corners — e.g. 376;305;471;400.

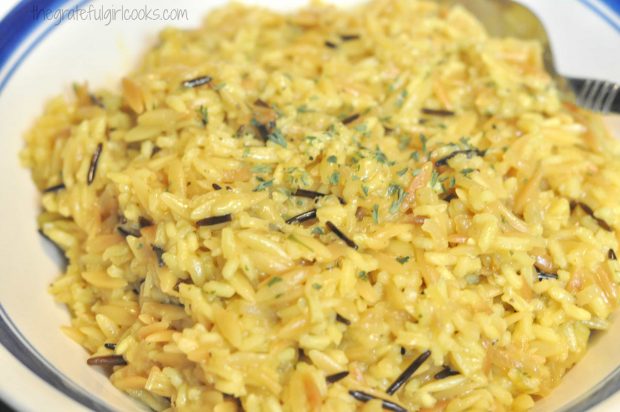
340;34;360;41
87;355;127;366
434;149;486;167
197;214;233;226
89;94;105;108
326;221;358;250
348;390;408;412
326;371;349;383
117;227;141;238
571;201;613;232
252;118;276;142
335;313;351;325
138;217;153;228
324;41;338;49
386;350;431;395
434;366;459;380
536;266;559;281
421;108;455;117
254;99;270;108
342;113;360;125
182;75;212;88
441;190;458;201
293;189;326;200
43;183;66;193
285;209;317;225
152;245;165;267
37;229;68;268
87;143;103;185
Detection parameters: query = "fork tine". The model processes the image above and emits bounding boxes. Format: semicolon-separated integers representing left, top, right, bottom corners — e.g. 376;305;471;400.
584;80;602;110
578;79;593;103
569;77;620;113
592;81;610;112
602;83;620;114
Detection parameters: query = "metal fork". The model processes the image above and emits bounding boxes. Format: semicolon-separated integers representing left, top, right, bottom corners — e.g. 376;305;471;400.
437;0;620;114
571;79;620;113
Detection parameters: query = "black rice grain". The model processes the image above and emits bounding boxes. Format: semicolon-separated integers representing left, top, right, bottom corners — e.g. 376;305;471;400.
182;76;212;88
386;350;431;395
87;355;127;367
43;183;66;193
348;390;407;412
421;108;455;117
285;209;317;225
87;143;103;185
326;221;358;250
197;214;233;227
326;371;349;384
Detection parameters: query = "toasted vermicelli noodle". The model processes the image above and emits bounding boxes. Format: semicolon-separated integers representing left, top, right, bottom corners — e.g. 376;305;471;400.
20;0;620;411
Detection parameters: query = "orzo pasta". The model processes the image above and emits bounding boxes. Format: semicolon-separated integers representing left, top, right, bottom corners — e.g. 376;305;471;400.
20;1;620;411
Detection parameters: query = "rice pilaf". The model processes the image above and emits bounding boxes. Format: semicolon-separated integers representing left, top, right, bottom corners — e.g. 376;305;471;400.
20;1;620;410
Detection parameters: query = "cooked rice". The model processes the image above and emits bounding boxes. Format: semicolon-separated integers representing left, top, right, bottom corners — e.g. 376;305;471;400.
20;1;620;411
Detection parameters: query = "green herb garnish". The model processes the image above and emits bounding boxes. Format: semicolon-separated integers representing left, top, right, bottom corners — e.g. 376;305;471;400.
430;169;439;187
389;188;406;214
311;226;325;235
268;129;287;148
465;274;480;285
396;256;410;264
399;136;411;150
420;134;428;154
254;179;273;191
387;183;402;196
268;277;283;287
329;171;341;185
251;165;272;174
374;146;389;164
396;90;408;108
372;204;379;224
354;123;368;134
459;136;471;147
198;105;208;126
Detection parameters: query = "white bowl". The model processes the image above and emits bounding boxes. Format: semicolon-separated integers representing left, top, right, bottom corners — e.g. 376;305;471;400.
0;1;618;411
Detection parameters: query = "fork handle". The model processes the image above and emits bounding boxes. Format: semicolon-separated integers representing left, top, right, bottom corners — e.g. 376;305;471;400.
567;78;620;114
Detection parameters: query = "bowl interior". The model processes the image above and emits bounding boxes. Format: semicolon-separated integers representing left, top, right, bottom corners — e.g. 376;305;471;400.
0;0;618;410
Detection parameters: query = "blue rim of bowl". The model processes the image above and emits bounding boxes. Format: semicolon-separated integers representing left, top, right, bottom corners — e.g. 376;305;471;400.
580;0;620;32
0;1;618;411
